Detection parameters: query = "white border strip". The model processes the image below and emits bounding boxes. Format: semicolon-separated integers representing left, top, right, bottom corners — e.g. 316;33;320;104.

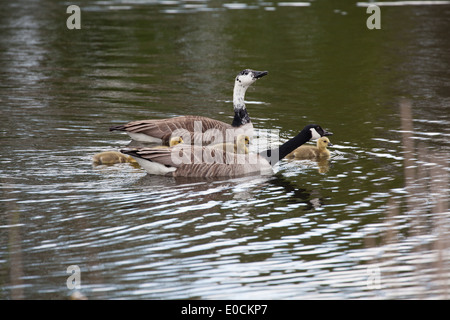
357;1;450;6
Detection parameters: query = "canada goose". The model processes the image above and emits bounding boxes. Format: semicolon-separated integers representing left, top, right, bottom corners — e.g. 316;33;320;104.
120;124;332;178
109;69;268;145
286;137;333;159
93;137;183;165
211;134;250;154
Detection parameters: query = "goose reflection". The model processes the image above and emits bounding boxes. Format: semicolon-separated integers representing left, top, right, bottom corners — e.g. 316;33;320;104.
130;171;328;213
285;157;331;174
269;174;325;210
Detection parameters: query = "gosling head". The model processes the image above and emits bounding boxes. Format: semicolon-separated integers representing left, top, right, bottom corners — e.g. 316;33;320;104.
236;134;250;146
304;124;333;140
317;137;333;150
169;136;184;147
235;69;268;88
235;134;250;154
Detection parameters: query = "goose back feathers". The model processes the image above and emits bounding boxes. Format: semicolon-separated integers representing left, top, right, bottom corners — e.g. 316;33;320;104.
110;115;252;146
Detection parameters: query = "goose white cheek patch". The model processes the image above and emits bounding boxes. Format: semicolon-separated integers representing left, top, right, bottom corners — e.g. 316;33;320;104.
310;128;322;140
236;73;256;87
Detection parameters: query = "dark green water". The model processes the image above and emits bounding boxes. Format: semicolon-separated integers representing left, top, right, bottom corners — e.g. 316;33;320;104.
0;0;449;299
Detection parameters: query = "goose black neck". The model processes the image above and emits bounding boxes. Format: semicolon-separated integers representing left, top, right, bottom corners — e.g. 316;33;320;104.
231;108;251;127
259;128;311;166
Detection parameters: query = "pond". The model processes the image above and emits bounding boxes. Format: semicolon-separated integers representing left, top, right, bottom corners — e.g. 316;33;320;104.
0;0;449;299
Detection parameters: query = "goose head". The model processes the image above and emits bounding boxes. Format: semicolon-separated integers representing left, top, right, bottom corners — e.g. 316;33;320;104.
233;69;268;111
307;124;333;140
235;69;268;87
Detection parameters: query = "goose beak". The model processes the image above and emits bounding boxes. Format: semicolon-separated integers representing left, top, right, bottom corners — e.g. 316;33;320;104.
323;129;333;136
328;142;334;147
252;70;268;80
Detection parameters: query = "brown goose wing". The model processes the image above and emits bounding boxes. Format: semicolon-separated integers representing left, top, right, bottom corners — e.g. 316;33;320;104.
174;147;270;177
121;147;180;168
110;115;232;144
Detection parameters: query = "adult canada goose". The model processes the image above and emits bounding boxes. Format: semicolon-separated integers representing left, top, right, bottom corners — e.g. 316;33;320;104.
120;124;332;178
286;137;333;159
109;69;268;145
93;137;183;165
211;134;250;154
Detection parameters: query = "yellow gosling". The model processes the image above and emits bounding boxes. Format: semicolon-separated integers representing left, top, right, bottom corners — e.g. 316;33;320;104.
211;134;250;154
286;137;332;159
156;136;184;148
93;151;137;165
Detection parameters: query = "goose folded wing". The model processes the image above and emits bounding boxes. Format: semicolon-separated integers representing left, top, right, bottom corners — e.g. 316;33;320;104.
111;117;188;136
121;147;181;167
111;115;233;145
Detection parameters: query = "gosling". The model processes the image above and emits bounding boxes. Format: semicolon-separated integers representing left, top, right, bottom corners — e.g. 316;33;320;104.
93;136;184;165
286;136;332;159
210;134;250;154
93;151;137;165
152;136;184;149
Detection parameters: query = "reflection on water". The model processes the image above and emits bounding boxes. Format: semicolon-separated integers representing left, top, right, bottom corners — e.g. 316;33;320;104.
0;0;449;299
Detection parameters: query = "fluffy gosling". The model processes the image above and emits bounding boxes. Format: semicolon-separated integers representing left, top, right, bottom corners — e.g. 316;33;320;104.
286;136;332;159
210;134;250;154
